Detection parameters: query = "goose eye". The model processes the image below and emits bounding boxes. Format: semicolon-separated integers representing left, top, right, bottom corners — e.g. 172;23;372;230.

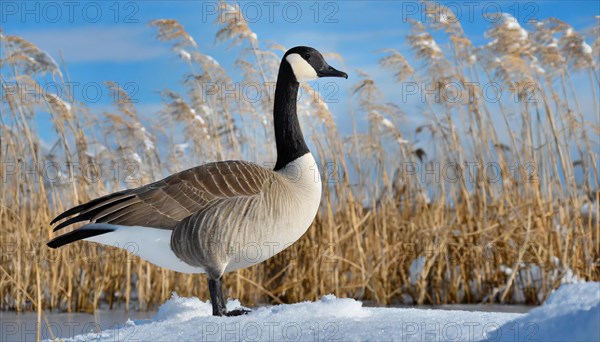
304;54;310;59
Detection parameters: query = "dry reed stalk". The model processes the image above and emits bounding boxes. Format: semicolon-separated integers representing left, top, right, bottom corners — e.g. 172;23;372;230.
0;3;598;322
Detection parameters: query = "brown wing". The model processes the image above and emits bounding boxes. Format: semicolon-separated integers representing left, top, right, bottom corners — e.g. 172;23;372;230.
51;161;276;231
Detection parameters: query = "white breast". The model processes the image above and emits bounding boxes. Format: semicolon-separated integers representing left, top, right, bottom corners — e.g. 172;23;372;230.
223;153;322;272
278;153;323;234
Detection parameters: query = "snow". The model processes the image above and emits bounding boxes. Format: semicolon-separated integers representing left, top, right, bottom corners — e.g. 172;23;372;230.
396;137;410;145
174;143;189;154
582;42;593;55
505;21;520;30
177;48;191;61
193;114;206;125
487;38;499;47
186;36;197;47
130;123;155;151
143;137;155;151
204;55;220;66
416;38;443;55
84;143;107;158
224;3;236;12
516;28;528;41
494;283;599;342
380;118;395;129
499;264;513;275
46;93;71;111
129;152;142;164
497;14;528;42
57;283;599;341
565;28;574;37
199;103;213;116
531;61;546;75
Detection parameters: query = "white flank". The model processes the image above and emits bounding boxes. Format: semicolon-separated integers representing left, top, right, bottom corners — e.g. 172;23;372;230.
83;224;206;274
286;53;318;82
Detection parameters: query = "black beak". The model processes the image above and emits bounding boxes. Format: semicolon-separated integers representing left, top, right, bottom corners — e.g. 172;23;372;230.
317;65;348;79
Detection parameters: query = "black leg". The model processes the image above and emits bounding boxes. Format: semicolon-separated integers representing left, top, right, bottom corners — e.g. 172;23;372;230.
208;277;227;316
207;276;251;317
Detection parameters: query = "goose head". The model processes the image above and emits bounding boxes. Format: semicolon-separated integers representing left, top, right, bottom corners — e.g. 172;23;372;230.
283;46;348;82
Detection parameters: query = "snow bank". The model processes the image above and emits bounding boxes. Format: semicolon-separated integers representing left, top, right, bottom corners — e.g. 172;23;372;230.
66;296;518;341
493;282;599;342
63;283;599;342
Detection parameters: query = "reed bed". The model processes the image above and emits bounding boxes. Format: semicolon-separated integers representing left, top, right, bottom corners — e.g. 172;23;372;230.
1;2;598;315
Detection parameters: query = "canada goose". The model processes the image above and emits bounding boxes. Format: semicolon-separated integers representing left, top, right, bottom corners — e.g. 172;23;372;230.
48;46;348;316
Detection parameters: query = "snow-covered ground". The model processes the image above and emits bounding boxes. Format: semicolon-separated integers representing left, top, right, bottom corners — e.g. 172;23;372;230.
60;282;598;341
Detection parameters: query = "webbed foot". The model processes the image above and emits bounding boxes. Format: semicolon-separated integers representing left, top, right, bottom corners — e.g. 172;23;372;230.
226;308;251;316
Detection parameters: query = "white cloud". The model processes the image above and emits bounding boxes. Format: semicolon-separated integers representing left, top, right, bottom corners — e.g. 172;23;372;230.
10;25;169;63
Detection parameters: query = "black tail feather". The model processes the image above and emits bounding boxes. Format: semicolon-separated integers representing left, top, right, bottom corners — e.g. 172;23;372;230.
47;228;113;249
52;196;135;232
50;190;132;225
53;214;91;232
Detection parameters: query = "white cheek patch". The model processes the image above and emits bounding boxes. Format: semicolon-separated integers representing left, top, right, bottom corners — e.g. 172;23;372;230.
286;53;318;82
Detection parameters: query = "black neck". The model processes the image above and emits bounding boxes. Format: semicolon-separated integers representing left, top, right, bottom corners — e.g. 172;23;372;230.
273;61;309;170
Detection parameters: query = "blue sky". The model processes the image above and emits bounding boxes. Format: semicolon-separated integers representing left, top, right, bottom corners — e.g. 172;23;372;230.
2;0;599;150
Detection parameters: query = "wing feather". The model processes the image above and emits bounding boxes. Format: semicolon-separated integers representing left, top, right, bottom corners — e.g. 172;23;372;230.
50;161;275;232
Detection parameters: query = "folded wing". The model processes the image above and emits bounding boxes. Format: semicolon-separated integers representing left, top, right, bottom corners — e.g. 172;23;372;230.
48;161;276;248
